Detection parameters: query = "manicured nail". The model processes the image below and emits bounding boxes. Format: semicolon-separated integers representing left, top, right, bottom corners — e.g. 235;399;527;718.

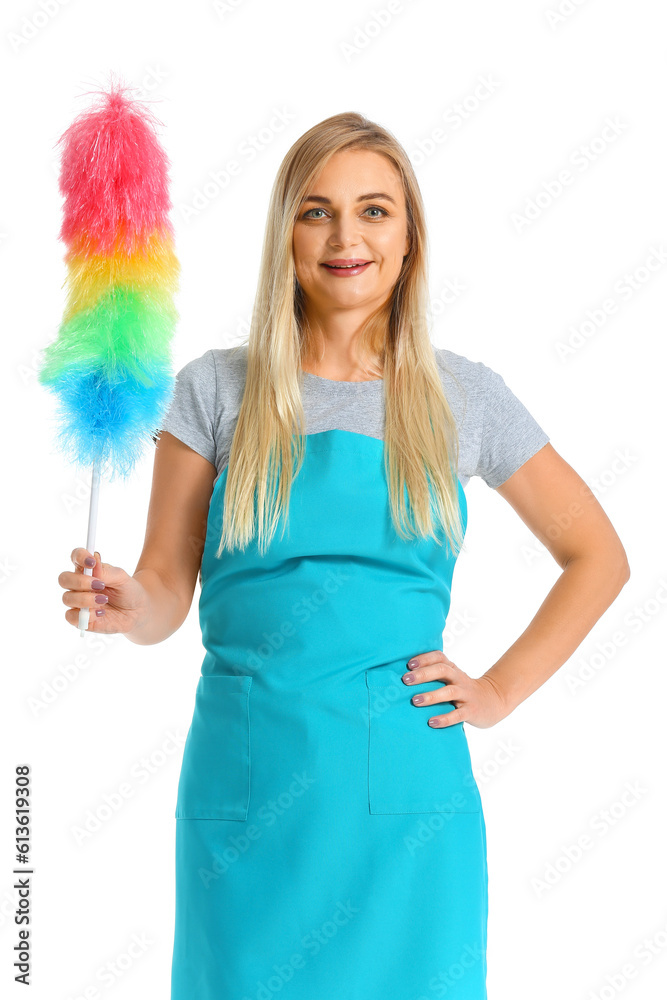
84;557;95;568
412;695;425;705
428;718;440;727
403;673;415;684
408;658;419;668
94;594;108;604
95;609;105;617
91;579;105;591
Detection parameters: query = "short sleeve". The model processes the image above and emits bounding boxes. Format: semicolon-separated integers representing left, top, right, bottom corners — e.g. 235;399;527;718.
475;365;550;488
158;350;217;467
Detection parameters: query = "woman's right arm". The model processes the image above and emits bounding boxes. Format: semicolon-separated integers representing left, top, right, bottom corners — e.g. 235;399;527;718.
59;431;217;645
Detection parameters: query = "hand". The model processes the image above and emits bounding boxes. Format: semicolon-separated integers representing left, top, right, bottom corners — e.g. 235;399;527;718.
402;650;510;729
58;547;150;635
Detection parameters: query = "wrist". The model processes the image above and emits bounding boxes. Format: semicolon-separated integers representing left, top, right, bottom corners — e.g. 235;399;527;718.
478;670;516;719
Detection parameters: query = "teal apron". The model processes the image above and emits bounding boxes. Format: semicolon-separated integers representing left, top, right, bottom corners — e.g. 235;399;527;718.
171;428;488;1000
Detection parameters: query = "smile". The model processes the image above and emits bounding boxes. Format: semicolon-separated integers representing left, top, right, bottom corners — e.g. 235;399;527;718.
321;262;373;276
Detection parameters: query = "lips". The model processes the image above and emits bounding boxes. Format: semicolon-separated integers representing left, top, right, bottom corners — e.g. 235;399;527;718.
321;260;373;274
322;259;372;268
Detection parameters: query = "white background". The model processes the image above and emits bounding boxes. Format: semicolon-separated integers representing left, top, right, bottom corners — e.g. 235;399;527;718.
1;1;666;998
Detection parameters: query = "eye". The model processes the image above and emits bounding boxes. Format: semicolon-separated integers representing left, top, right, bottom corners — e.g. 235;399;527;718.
300;205;389;220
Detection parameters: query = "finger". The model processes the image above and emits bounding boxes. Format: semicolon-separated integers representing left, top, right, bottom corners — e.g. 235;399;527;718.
65;607;106;631
403;661;460;685
427;708;466;728
406;650;457;671
58;567;103;592
410;684;463;707
61;587;109;612
71;547;97;572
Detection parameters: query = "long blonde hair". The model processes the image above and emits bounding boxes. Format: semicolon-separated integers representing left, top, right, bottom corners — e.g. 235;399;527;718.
216;112;464;559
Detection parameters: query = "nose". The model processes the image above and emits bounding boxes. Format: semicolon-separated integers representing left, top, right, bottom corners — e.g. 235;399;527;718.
326;209;365;249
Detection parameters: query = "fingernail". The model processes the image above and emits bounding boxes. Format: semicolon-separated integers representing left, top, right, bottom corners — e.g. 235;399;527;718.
412;695;425;705
403;673;415;684
91;579;105;591
95;609;105;617
94;594;108;604
84;557;95;568
408;658;419;668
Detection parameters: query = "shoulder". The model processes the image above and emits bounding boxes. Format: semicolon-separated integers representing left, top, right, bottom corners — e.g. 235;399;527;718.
431;345;550;489
166;349;216;410
433;344;497;388
171;344;248;412
432;345;499;423
208;344;248;408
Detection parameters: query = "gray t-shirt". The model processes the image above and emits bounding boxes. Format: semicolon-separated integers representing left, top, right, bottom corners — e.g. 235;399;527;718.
158;344;550;491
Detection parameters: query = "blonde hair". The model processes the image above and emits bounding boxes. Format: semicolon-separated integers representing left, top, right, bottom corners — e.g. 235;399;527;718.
216;112;465;559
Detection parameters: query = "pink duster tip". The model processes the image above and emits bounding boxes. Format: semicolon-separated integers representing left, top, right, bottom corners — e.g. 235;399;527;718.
56;78;174;257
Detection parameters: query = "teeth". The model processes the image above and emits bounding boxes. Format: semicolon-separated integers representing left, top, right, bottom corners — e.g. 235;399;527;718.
328;263;366;268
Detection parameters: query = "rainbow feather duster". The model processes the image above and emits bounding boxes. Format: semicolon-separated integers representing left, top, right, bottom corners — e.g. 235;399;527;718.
38;79;179;633
38;79;178;479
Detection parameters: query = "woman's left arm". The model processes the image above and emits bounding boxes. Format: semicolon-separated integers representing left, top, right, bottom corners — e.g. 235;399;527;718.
403;443;631;728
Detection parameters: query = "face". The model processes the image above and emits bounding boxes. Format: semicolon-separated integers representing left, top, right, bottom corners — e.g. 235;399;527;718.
292;148;410;320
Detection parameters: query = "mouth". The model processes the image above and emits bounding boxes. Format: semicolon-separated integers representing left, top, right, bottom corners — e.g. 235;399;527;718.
321;260;373;275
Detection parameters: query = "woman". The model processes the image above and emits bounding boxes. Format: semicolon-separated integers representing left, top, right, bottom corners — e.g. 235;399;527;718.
59;113;630;999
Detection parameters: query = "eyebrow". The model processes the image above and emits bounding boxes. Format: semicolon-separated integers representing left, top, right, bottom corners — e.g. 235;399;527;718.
301;192;397;206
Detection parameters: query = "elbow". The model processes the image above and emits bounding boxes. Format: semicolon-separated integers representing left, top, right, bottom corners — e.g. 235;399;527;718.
563;546;631;591
613;538;631;587
604;548;631;596
618;555;631;586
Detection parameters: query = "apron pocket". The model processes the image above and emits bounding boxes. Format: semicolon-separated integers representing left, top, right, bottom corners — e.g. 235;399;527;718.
365;667;481;814
175;674;252;820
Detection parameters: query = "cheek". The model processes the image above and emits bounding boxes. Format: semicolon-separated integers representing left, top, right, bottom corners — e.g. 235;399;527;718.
293;237;319;275
294;259;319;288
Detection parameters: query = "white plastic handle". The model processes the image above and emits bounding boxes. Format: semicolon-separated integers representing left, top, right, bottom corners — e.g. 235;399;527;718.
79;461;101;636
